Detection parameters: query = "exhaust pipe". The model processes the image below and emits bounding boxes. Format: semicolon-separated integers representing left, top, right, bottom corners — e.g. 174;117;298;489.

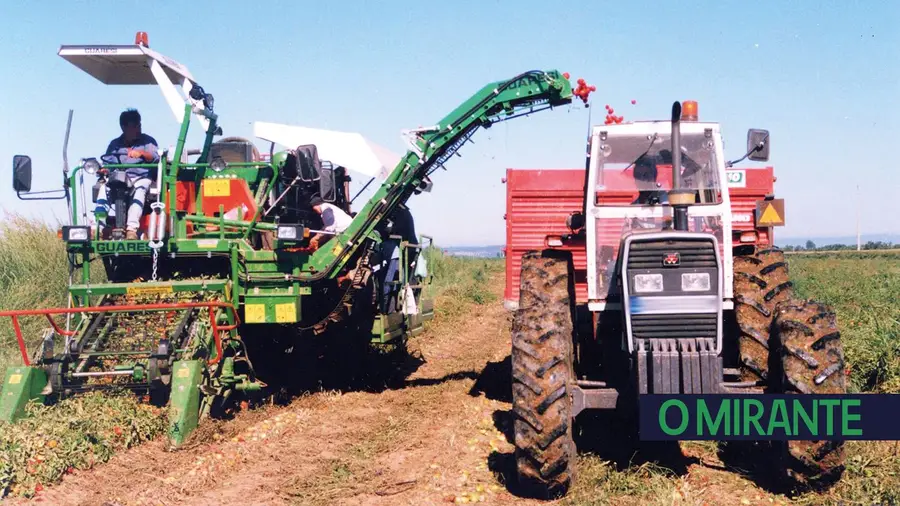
668;102;692;231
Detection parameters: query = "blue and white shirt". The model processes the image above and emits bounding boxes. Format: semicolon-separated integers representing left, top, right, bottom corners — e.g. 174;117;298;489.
105;133;160;179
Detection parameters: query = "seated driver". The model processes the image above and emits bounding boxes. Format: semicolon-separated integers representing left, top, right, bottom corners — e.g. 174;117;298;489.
104;108;160;240
632;154;668;205
308;195;353;251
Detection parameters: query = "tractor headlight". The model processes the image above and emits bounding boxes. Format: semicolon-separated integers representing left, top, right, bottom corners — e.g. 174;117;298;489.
633;273;663;293
210;156;227;172
277;225;305;241
681;272;710;292
83;158;101;175
62;226;90;243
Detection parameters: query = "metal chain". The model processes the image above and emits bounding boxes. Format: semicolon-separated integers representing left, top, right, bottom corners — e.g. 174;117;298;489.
152;248;159;281
150;150;165;283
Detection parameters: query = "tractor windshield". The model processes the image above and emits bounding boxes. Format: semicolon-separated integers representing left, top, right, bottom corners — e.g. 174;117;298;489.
593;130;722;206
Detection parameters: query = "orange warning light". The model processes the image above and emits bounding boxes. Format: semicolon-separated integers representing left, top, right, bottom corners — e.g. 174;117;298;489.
681;100;698;121
134;31;149;47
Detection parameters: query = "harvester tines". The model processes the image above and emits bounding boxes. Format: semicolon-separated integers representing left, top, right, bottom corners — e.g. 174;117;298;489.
303;247;374;335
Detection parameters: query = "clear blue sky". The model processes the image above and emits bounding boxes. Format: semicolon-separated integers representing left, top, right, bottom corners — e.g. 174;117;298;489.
1;1;897;246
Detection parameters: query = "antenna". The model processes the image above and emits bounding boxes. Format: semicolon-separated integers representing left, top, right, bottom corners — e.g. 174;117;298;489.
62;109;74;222
62;109;73;174
62;109;75;333
856;184;861;251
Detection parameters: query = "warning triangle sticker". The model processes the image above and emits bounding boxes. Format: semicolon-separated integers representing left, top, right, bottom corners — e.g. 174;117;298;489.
758;203;782;225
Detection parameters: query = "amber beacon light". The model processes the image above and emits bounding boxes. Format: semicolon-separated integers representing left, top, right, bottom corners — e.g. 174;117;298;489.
681;100;698;121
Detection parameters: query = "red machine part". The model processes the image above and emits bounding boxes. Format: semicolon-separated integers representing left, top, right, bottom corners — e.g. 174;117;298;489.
127;177;257;242
0;301;240;367
175;181;198;213
134;181;198;237
199;179;258;231
173;181;198;234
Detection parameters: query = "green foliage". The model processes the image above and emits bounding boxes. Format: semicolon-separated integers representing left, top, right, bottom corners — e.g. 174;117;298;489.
0;215;106;385
0;391;166;499
788;253;900;393
561;457;679;505
0;215;70;312
420;246;503;318
782;241;898;252
0;215;70;380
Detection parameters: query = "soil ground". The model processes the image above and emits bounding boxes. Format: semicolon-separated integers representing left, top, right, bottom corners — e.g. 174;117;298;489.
4;272;831;506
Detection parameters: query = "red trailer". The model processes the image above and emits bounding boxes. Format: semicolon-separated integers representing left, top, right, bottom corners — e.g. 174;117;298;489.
502;165;779;308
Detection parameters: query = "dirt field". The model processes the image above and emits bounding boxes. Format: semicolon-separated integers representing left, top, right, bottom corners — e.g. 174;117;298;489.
4;263;898;506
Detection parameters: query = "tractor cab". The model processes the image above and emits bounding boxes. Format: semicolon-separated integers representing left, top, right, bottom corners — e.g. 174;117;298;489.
578;101;769;307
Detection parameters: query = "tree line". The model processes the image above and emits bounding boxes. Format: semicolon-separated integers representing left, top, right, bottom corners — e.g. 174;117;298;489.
781;240;898;252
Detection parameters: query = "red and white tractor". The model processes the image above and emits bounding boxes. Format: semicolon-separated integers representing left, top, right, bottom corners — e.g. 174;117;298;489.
503;100;847;498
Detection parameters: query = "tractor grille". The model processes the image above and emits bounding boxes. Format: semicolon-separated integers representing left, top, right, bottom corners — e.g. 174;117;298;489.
631;313;718;340
627;240;717;270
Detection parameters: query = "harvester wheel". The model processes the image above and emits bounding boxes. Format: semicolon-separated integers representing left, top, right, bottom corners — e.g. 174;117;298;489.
511;250;577;499
773;299;847;489
733;246;793;383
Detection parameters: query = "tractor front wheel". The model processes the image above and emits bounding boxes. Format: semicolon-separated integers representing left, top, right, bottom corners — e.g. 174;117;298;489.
511;250;577;499
733;246;794;384
773;299;847;489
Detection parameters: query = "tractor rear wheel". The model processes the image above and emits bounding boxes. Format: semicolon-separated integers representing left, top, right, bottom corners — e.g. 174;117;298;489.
773;299;847;489
733;246;794;383
511;250;577;499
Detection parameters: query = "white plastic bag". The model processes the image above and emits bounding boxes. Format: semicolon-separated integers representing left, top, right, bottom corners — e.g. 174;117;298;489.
402;284;418;315
414;256;428;278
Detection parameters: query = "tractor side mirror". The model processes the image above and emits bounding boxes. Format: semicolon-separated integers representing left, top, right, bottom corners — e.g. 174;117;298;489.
747;129;770;162
317;162;338;203
13;155;32;193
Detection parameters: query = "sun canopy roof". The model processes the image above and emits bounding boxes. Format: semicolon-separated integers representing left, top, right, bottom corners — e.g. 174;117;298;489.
58;44;195;85
254;121;401;180
57;39;214;131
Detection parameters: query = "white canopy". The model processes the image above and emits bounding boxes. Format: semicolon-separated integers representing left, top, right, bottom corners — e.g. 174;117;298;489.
58;40;214;132
58;44;195;85
253;121;401;179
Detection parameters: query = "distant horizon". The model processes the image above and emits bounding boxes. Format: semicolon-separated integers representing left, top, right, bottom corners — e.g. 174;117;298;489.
440;232;900;250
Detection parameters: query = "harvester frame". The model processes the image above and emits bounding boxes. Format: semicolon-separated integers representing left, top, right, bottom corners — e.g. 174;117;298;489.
3;32;590;447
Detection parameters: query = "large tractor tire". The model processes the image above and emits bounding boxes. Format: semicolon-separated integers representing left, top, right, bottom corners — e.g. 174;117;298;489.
733;246;794;383
511;250;577;499
773;299;847;489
